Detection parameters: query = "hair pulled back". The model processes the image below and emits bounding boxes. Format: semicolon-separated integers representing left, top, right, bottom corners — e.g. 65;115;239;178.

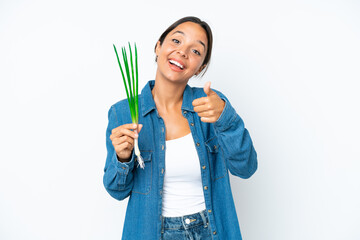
155;16;213;77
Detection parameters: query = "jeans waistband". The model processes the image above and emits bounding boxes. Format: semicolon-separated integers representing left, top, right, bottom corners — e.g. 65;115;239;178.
161;210;209;232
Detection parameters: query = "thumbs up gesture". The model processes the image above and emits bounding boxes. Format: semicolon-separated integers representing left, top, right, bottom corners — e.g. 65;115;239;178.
192;82;226;123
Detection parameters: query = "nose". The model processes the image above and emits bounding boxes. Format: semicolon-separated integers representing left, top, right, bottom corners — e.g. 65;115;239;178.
177;46;188;58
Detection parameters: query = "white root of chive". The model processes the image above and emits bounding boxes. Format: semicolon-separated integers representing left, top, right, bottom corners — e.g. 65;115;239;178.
134;129;144;169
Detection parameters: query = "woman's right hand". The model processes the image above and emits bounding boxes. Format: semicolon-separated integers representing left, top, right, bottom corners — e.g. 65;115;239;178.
110;123;143;162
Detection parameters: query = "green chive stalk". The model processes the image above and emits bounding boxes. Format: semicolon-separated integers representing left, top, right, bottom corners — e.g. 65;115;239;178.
113;42;144;168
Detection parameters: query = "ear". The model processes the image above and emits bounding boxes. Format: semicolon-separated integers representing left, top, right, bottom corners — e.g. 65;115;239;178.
155;41;161;56
195;64;206;76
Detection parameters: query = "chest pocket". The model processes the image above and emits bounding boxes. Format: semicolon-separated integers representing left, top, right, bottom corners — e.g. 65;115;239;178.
131;150;152;195
205;136;227;180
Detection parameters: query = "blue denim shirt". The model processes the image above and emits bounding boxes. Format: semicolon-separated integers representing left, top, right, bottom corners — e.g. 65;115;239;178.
103;80;258;239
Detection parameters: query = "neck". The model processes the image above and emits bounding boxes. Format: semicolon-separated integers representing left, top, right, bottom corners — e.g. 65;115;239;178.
152;75;188;111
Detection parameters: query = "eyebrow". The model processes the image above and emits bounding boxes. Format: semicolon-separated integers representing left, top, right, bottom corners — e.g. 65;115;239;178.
172;30;206;50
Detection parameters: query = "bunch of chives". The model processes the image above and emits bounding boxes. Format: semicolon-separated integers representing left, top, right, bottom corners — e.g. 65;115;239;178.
113;42;144;168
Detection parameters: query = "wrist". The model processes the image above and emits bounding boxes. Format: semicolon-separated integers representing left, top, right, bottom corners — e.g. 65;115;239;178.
117;154;131;163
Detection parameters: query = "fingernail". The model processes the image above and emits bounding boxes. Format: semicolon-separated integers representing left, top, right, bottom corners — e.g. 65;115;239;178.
133;124;137;128
135;133;138;138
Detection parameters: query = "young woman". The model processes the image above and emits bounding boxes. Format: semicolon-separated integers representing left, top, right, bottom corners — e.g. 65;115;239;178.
103;16;258;240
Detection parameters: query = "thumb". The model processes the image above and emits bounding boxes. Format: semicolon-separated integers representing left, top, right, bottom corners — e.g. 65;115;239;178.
204;81;214;96
137;124;143;133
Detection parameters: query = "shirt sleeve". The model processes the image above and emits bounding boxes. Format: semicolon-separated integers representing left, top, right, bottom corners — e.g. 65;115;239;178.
103;105;135;200
212;90;258;179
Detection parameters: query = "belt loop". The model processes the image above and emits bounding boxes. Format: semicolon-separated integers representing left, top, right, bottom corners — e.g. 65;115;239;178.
199;210;207;227
181;216;188;230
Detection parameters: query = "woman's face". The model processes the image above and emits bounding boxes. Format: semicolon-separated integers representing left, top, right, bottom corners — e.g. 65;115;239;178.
155;22;208;84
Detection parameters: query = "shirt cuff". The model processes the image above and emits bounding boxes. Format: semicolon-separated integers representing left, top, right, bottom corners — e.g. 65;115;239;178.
112;150;135;176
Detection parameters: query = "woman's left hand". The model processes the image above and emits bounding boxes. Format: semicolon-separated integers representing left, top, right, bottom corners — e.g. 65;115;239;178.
192;82;225;123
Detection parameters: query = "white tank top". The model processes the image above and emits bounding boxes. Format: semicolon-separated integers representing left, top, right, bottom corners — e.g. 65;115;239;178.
162;133;206;217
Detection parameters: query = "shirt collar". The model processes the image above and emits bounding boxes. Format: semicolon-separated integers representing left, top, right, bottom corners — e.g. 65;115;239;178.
140;80;195;117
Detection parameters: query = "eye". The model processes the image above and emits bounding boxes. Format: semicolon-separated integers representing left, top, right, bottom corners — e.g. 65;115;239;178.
172;39;180;44
192;49;201;56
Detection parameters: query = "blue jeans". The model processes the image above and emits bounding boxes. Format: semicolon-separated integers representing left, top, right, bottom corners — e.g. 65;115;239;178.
161;210;212;240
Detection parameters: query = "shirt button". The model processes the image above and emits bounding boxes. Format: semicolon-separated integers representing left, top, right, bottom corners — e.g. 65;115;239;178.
190;123;194;126
196;142;200;147
185;218;190;224
202;165;206;170
161;168;164;174
183;110;187;114
162;127;164;132
204;186;208;190
162;145;164;150
208;209;212;213
213;231;217;235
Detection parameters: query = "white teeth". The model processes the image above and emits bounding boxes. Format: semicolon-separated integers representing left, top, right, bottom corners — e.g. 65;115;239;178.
169;60;184;69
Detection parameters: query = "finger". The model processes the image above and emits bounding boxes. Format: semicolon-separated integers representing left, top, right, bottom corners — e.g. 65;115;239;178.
111;128;136;140
193;104;211;113
114;141;133;153
204;81;211;96
113;135;134;147
200;117;216;123
111;123;137;135
136;124;143;134
204;81;216;96
121;135;134;147
197;110;215;118
111;127;138;139
192;97;209;107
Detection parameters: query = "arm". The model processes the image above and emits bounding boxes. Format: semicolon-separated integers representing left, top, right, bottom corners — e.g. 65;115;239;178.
103;105;135;200
213;92;258;179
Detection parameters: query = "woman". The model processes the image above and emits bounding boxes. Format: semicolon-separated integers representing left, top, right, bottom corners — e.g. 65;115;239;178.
103;16;258;240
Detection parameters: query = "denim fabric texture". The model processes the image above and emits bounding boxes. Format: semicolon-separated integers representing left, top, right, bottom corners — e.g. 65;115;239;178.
103;80;258;240
161;210;212;240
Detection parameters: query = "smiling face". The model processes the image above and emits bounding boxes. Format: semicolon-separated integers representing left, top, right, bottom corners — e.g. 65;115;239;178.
155;22;208;84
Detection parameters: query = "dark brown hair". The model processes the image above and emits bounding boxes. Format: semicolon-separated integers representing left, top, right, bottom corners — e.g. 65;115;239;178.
155;16;213;77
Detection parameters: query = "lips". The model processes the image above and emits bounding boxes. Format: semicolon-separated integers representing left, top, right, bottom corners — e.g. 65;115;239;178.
168;58;185;72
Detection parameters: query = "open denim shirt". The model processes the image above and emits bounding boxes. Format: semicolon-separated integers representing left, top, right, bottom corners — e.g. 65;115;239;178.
103;80;258;239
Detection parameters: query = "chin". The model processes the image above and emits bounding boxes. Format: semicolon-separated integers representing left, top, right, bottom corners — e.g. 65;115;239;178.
166;75;189;85
157;71;188;84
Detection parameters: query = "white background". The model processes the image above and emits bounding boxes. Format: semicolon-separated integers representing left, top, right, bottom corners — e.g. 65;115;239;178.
1;0;359;239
